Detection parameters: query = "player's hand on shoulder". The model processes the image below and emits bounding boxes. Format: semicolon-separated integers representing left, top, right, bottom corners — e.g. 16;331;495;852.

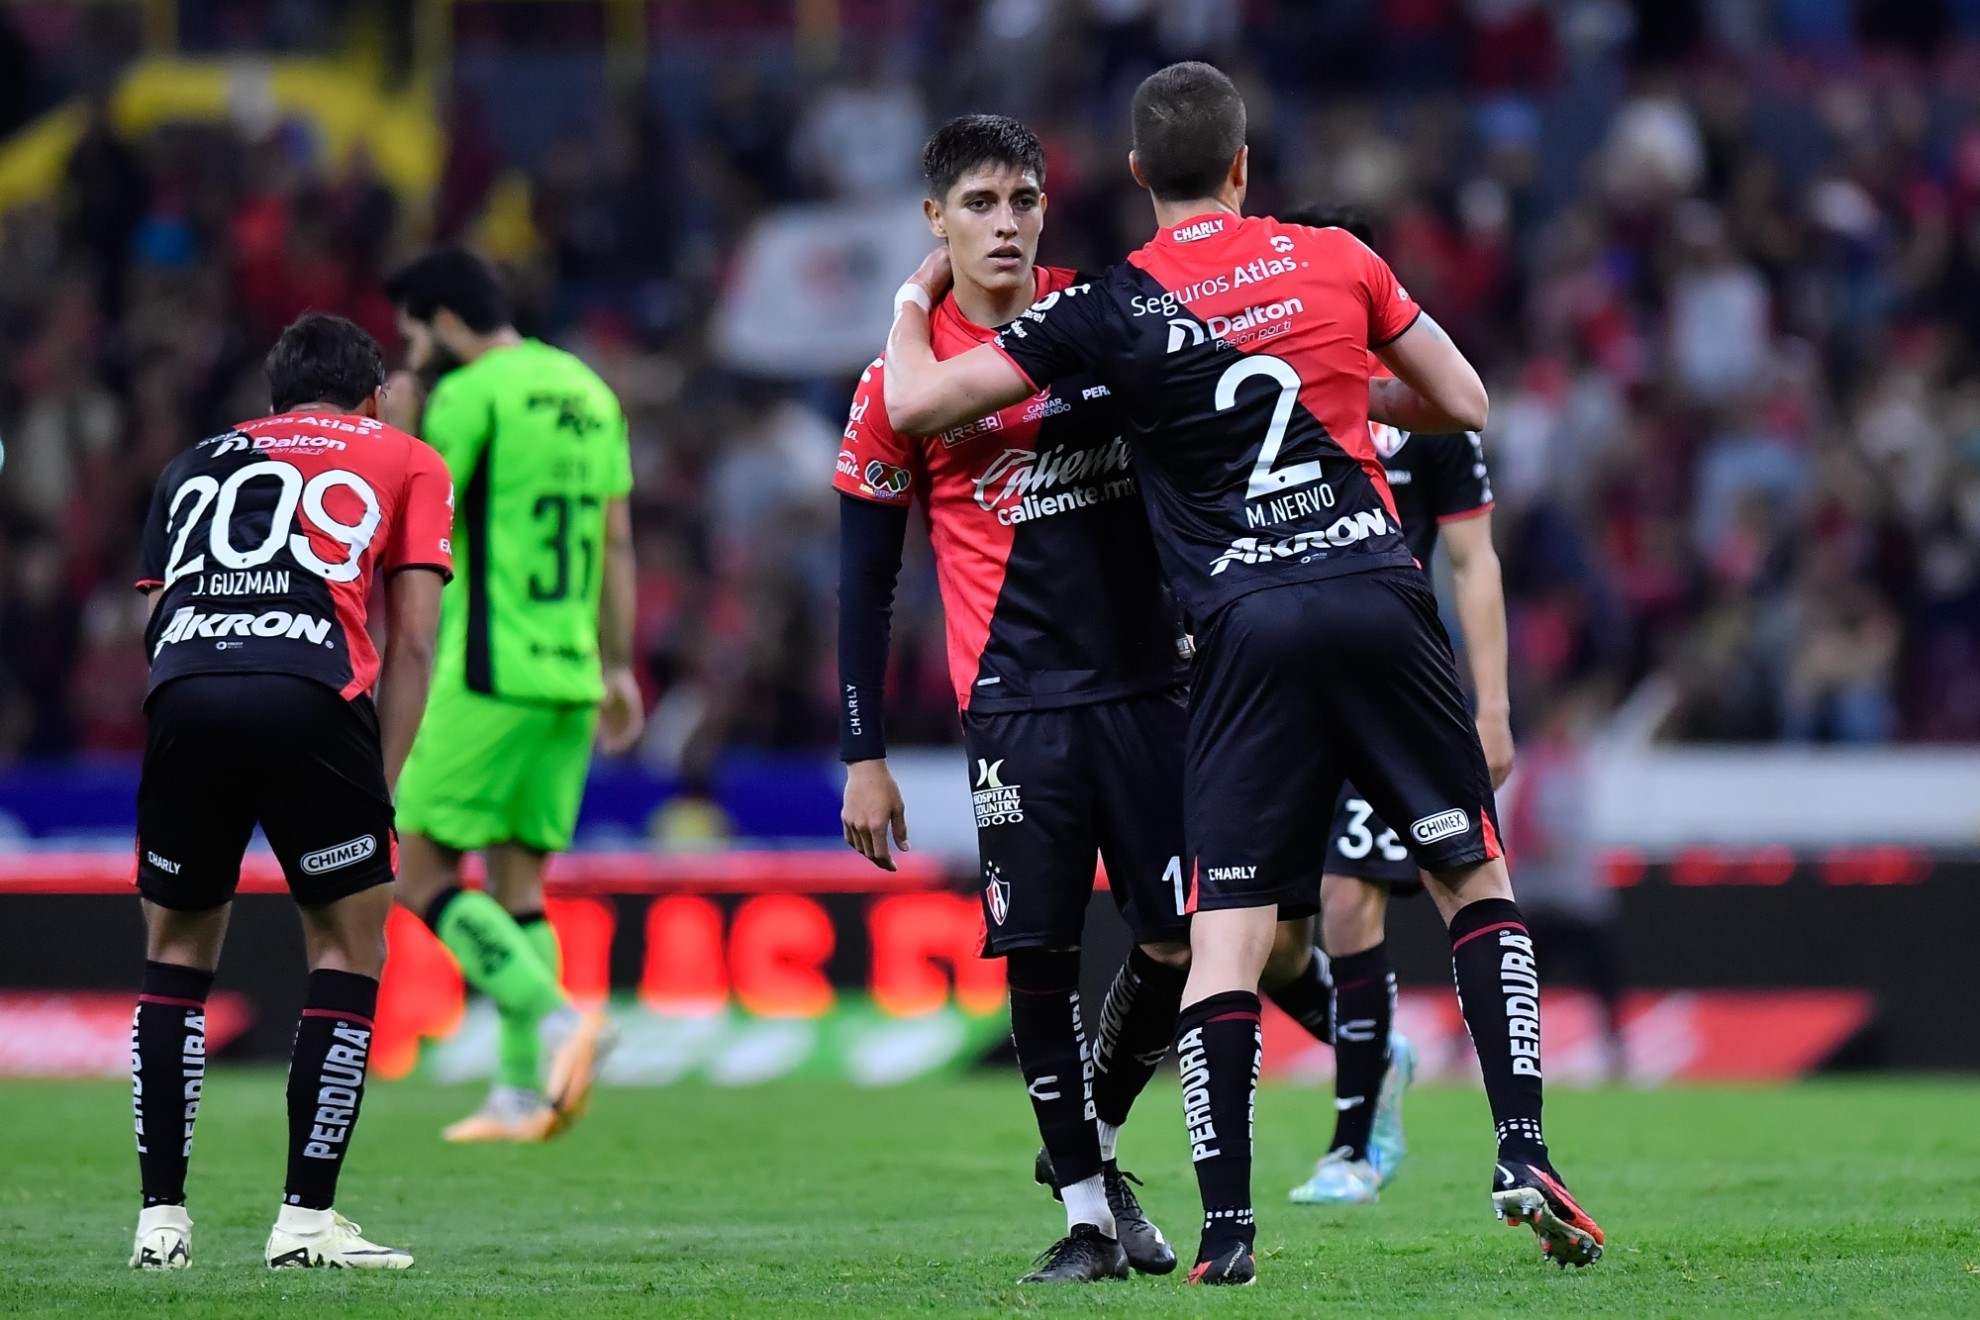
842;759;909;872
907;247;953;304
597;665;646;755
1477;713;1515;790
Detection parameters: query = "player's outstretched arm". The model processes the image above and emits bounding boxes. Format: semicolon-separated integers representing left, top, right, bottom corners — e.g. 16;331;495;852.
1371;314;1489;434
597;496;645;755
379;568;444;792
1443;510;1514;788
883;249;1034;436
838;494;912;870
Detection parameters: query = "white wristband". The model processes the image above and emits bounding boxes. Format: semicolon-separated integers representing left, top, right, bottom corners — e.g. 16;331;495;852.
893;282;932;319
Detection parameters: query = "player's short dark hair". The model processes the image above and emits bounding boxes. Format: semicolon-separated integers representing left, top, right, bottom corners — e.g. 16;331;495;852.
1131;61;1247;201
922;114;1047;201
265;313;386;414
1277;204;1374;245
384;245;512;333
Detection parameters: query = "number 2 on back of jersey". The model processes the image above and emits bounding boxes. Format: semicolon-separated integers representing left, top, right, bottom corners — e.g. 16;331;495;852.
1216;355;1329;503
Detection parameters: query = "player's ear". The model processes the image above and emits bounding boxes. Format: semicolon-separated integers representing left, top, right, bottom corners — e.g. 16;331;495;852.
1229;144;1249;195
924;196;946;241
1128;150;1150;192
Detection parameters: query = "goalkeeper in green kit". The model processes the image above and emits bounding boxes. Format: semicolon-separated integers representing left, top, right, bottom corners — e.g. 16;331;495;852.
384;248;643;1142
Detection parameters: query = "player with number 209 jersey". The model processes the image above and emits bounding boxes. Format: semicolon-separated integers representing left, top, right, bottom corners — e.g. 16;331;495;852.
129;314;449;1273
881;61;1601;1286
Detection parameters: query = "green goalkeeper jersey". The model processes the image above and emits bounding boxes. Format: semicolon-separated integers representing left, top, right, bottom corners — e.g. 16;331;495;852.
420;339;633;706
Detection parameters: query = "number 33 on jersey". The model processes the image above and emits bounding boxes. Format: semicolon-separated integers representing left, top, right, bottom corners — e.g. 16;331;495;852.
137;412;455;700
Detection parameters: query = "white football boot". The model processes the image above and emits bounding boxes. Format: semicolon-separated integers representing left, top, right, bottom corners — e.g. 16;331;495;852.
265;1206;412;1269
130;1204;192;1270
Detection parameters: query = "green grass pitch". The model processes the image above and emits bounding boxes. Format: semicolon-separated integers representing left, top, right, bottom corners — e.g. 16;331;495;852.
2;1073;1976;1316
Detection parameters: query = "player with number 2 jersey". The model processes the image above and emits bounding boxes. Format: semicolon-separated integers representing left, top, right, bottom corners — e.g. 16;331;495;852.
880;60;1601;1287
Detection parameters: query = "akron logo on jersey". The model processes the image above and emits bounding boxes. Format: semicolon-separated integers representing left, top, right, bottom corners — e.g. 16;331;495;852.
154;607;335;653
972;758;1023;827
983;860;1011;925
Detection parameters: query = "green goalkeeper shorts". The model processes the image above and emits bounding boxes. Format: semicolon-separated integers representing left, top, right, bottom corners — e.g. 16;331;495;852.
395;681;599;854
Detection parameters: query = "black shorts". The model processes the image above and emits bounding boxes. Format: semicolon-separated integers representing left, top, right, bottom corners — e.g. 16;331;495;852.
1188;567;1500;914
137;674;396;910
962;688;1191;957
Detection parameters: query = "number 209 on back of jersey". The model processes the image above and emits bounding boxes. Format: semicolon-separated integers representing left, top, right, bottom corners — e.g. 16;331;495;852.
139;413;454;700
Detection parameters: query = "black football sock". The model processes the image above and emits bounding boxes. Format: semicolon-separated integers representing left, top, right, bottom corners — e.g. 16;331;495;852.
1448;898;1548;1164
1005;949;1106;1215
1090;946;1188;1148
133;961;214;1207
283;969;379;1210
1264;945;1334;1045
1175;990;1260;1257
1324;944;1394;1160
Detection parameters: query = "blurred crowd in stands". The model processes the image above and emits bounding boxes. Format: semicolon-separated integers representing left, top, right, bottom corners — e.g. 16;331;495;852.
2;0;1979;771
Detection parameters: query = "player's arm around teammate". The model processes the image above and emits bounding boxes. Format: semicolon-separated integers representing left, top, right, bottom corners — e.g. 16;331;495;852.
883;65;1602;1280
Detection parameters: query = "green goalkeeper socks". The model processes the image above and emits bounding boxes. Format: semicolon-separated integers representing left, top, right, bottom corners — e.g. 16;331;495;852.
521;912;562;984
429;889;567;1077
496;913;564;1092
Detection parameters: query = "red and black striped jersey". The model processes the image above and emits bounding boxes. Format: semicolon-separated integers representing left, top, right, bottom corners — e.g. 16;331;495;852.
836;265;1186;712
137;411;455;701
990;214;1423;621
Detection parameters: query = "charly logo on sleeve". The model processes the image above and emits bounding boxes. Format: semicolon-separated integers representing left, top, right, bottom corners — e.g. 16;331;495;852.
972;758;1023;827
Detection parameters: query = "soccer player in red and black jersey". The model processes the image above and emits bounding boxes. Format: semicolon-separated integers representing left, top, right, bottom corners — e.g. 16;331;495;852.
837;116;1192;1283
1254;210;1515;1208
881;66;1603;1283
127;314;452;1272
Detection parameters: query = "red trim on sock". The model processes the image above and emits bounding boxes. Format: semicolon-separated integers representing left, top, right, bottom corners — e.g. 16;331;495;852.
137;994;207;1009
1332;977;1379;992
300;1009;375;1028
1204;1010;1261;1025
1450;919;1526;952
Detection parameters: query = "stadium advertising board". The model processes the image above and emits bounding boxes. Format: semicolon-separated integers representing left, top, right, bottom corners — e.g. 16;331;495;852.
0;849;1970;1080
